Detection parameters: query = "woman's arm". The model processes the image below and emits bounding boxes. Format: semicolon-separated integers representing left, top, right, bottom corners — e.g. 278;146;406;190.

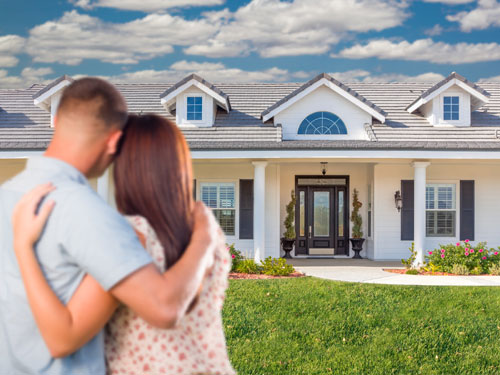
13;183;118;358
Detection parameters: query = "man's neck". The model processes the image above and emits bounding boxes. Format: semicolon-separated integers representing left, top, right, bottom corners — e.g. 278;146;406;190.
44;142;92;178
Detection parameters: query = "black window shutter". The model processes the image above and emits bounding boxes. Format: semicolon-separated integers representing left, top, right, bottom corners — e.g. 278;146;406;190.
193;179;196;200
401;180;414;241
239;179;254;239
460;180;474;241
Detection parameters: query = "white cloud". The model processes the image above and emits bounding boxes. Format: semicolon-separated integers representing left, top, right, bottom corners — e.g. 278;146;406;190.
88;60;306;83
0;67;54;88
185;0;409;58
71;0;225;12
479;75;500;82
0;35;26;68
26;10;218;65
424;24;444;36
422;0;474;4
447;0;500;31
334;38;500;64
329;70;445;83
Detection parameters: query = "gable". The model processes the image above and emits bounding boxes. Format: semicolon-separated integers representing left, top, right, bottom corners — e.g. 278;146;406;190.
275;85;372;141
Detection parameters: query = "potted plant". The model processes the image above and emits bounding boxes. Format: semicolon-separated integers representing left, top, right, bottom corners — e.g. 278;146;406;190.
281;191;296;259
350;188;365;259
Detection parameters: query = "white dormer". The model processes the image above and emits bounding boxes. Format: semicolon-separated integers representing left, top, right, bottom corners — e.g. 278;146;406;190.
33;75;74;127
260;73;386;141
159;74;230;128
406;72;490;127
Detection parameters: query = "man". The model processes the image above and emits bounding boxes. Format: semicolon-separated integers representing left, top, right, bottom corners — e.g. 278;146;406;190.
0;78;220;374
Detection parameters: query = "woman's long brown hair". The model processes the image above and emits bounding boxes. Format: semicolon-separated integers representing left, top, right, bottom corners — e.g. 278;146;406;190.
113;114;194;268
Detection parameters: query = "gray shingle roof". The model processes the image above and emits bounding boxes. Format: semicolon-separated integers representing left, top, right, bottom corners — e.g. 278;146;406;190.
1;78;500;151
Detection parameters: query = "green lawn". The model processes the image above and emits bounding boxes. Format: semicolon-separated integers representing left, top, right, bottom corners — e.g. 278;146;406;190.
222;277;500;375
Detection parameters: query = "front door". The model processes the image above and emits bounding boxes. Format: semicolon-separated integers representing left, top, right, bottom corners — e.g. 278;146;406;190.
295;177;349;256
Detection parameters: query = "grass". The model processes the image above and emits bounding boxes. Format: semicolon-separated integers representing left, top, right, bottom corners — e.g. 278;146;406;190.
222;277;500;375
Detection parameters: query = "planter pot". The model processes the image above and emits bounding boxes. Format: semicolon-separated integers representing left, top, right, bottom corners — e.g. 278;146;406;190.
281;238;295;259
350;238;365;259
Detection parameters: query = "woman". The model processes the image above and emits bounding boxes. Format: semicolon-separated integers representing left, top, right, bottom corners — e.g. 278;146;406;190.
12;114;235;375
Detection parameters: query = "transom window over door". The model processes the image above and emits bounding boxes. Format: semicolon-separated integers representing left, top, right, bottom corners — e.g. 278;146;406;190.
443;96;459;121
187;96;202;121
297;112;347;135
200;182;235;236
426;184;456;237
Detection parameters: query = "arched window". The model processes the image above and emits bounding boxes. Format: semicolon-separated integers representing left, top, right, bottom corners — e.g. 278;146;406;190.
297;112;347;135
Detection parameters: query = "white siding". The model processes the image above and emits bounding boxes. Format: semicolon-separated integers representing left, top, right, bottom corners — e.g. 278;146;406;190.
373;162;500;260
274;85;372;141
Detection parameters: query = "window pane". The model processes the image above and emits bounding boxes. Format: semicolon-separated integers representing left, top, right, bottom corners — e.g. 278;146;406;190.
195;97;202;105
313;191;330;237
195;105;202;113
219;185;235;209
426;211;455;237
214;209;235;236
201;185;218;208
299;191;305;237
444;97;451;104
338;190;344;237
187;97;195;104
452;96;459;104
187;104;194;112
194;113;202;120
452;112;459;120
426;187;435;209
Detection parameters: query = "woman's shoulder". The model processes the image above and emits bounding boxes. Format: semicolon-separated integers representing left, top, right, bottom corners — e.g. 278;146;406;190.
125;215;165;268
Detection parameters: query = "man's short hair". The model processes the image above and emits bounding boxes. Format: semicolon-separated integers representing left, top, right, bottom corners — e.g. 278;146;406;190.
57;77;128;130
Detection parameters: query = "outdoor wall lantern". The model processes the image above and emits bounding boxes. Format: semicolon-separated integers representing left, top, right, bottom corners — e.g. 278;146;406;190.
394;190;402;212
320;162;328;176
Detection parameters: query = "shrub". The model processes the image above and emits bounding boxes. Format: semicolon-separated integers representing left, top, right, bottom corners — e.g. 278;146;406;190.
405;269;419;275
424;240;500;274
227;243;244;272
451;264;470;275
401;243;417;269
350;189;363;238
261;257;295;276
489;264;500;276
235;259;262;274
283;191;296;240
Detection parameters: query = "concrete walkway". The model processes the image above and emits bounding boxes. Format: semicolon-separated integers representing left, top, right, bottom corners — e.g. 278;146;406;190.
289;259;500;286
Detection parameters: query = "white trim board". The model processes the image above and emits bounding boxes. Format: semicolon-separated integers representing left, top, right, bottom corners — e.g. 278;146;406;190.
160;79;229;112
191;149;500;160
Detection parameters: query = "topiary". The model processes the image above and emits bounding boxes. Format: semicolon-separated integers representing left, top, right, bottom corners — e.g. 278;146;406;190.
350;189;363;239
283;191;296;240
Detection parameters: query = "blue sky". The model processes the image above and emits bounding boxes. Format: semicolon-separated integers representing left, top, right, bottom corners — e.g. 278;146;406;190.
1;0;500;88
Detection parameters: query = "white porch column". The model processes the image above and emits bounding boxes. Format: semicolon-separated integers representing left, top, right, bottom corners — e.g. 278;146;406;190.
252;161;267;263
97;168;110;203
412;161;430;266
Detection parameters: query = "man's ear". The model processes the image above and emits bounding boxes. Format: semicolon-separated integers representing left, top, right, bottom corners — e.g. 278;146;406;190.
106;130;123;156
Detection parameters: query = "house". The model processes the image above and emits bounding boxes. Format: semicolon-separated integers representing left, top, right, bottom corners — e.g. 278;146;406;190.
1;72;500;264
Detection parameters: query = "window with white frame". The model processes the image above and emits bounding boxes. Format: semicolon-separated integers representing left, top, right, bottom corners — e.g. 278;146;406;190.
426;184;456;237
187;96;202;121
443;96;459;121
200;182;235;236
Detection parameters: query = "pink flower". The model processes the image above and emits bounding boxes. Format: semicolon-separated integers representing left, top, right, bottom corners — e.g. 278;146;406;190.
456;243;461;246
428;251;433;255
495;252;499;256
465;252;469;256
231;254;235;259
465;239;469;243
479;249;483;253
482;256;487;260
226;247;230;251
470;249;474;253
441;249;446;253
465;248;469;252
441;254;445;258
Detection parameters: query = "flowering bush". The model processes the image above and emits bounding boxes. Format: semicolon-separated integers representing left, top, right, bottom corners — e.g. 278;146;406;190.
425;240;500;274
227;243;243;272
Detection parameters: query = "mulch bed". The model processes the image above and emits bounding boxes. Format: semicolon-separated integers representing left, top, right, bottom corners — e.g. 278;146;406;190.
384;269;498;276
228;271;305;280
